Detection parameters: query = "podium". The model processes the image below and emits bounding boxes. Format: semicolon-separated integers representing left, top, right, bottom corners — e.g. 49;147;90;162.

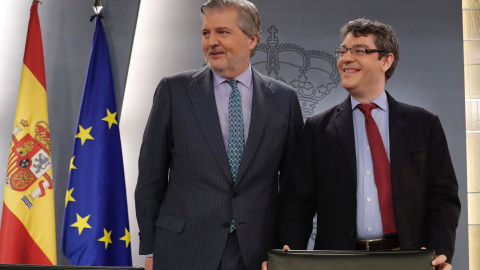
0;265;144;270
268;249;435;270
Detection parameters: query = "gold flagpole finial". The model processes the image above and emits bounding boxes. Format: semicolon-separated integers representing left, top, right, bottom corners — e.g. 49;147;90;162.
93;0;103;15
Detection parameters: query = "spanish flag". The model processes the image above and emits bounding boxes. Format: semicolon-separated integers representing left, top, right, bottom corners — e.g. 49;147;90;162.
0;1;57;265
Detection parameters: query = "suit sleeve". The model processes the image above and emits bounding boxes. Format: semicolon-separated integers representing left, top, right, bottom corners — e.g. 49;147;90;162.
261;88;304;255
425;116;461;263
135;77;173;255
279;116;318;249
277;91;304;190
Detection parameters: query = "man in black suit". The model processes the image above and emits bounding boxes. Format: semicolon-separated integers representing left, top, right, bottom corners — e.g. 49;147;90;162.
277;18;460;270
135;0;303;269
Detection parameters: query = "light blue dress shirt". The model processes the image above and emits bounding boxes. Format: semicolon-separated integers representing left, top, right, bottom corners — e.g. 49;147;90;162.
351;91;390;240
212;65;253;150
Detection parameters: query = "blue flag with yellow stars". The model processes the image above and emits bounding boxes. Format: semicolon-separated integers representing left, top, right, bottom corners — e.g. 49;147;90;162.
61;16;132;266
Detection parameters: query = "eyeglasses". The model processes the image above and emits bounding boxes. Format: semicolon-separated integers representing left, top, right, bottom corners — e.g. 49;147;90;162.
335;47;385;58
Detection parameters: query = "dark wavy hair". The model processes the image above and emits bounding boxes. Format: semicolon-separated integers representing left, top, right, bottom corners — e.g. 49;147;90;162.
340;18;399;81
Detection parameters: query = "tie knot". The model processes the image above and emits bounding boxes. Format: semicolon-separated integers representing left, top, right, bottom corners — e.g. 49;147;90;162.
357;103;379;117
226;79;238;89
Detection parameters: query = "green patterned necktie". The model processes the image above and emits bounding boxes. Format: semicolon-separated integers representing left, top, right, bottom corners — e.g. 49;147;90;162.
227;79;244;233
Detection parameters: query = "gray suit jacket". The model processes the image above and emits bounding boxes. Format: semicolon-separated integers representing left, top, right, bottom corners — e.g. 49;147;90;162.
135;66;303;269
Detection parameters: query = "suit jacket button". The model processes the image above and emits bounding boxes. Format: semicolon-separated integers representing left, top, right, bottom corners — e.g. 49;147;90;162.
233;192;238;198
349;229;356;236
223;223;230;228
352;194;356;200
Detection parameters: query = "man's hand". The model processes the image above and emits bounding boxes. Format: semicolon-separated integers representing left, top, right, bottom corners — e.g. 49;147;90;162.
421;247;451;270
262;245;291;270
432;255;451;270
145;257;153;270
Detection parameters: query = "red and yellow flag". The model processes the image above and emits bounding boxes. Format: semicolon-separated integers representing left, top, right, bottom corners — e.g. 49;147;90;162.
0;1;56;265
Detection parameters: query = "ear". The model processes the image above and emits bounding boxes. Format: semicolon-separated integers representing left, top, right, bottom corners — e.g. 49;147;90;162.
247;33;258;51
381;53;394;73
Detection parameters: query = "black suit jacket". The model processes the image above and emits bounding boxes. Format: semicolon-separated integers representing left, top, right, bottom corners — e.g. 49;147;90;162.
279;93;460;263
135;67;303;269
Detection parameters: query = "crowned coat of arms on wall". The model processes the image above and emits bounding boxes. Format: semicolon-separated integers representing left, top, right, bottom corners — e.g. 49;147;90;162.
252;26;340;118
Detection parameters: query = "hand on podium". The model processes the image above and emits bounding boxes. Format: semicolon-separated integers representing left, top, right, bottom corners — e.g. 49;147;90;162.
262;245;291;270
420;247;450;270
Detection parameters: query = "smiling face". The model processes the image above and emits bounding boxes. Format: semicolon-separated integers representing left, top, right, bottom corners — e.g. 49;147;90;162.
202;8;258;79
337;32;393;103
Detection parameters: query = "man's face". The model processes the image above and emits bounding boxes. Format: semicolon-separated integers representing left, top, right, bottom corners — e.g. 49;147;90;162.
202;8;257;78
337;32;391;97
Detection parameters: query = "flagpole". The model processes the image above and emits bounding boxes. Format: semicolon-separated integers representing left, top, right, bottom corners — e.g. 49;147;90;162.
93;0;103;15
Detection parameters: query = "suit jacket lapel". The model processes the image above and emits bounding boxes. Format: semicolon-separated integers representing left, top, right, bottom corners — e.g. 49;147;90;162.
187;67;232;181
235;70;274;184
387;92;409;194
334;97;357;185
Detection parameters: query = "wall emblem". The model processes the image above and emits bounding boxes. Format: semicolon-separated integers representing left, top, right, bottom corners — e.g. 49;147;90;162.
252;26;340;118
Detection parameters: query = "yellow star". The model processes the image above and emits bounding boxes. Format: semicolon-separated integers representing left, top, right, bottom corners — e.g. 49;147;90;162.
75;125;94;146
70;214;92;235
65;188;76;207
98;228;113;249
69;156;77;172
102;109;118;129
119;228;131;248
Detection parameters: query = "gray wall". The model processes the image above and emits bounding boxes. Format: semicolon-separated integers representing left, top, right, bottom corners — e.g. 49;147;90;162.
0;0;139;265
0;0;467;268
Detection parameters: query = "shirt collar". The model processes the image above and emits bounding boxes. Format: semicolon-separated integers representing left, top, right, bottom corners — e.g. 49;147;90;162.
351;90;388;112
212;63;253;88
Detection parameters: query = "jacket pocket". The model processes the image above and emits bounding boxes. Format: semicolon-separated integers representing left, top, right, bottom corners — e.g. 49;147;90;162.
155;213;186;234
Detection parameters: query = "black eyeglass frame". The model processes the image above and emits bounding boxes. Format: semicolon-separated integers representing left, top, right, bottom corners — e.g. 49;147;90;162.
335;47;386;58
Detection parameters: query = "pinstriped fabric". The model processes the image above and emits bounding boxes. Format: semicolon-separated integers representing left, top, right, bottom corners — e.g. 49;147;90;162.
218;232;246;270
135;67;304;270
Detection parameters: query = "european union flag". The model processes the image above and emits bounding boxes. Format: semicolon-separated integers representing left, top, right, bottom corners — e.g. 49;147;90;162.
61;16;132;266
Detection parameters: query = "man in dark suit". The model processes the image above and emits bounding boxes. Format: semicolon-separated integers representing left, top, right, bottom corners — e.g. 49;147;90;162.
277;18;461;270
135;0;303;269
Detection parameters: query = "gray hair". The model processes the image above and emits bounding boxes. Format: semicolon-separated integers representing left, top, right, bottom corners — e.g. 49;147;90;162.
201;0;261;57
340;18;399;81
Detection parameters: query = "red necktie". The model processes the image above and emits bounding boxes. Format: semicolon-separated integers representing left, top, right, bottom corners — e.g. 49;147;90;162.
357;103;397;235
